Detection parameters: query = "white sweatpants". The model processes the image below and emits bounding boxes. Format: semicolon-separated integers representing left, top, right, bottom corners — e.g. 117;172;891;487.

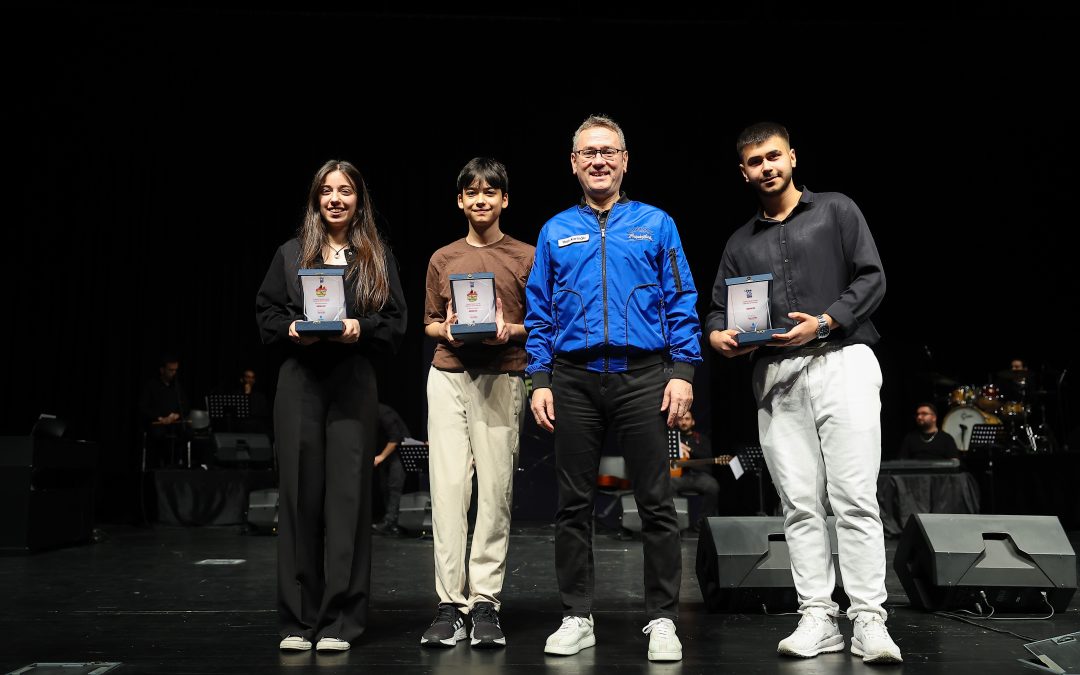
752;344;888;621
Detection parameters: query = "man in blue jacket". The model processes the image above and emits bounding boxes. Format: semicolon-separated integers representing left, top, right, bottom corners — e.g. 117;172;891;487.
525;114;701;662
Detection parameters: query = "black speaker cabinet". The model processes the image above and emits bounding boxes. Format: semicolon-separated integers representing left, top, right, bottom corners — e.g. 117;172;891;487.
212;432;273;467
245;488;278;534
620;493;690;532
696;516;844;612
398;491;432;533
894;514;1077;612
0;436;98;553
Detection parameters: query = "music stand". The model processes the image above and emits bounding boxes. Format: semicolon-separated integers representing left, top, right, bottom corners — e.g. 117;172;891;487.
397;441;432;536
968;423;1008;514
737;446;769;516
969;424;1006;449
207;394;250;432
397;441;430;474
668;428;681;460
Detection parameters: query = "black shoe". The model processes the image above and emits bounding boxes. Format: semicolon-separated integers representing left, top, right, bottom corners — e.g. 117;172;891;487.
469;601;506;648
372;521;404;537
420;604;467;647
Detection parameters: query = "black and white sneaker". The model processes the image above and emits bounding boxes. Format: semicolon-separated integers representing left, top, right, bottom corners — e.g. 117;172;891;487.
470;601;506;648
420;603;467;647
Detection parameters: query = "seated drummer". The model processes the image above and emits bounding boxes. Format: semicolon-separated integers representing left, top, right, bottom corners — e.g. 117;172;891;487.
898;402;959;460
996;357;1034;402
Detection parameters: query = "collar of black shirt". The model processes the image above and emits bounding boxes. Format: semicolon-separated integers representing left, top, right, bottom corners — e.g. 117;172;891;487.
753;186;815;226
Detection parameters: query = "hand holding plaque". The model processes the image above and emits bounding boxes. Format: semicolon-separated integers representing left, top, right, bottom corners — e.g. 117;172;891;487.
448;273;497;344
296;268;346;337
726;273;784;346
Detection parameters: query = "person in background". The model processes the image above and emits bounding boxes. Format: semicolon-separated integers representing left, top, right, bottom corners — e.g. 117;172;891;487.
669;410;721;531
372;402;410;537
139;354;189;468
898;403;958;460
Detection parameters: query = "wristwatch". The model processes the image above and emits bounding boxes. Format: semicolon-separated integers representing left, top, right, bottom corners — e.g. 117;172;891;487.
815;314;831;340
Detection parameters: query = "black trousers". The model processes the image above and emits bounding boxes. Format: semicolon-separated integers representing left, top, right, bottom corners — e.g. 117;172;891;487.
552;363;681;621
670;471;720;523
376;453;405;524
275;353;377;643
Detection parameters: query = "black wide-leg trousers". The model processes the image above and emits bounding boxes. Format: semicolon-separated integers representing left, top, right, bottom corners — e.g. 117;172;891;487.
275;352;377;643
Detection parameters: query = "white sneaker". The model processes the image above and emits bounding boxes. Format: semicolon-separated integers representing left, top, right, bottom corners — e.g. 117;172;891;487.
544;615;596;655
852;613;902;664
315;637;350;651
278;635;311;651
643;618;682;662
777;609;845;658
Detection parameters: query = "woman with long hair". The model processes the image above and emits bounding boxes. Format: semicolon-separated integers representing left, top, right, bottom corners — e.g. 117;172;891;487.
256;159;407;651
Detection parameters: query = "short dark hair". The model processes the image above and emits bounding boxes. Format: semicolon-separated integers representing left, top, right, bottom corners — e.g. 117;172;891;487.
159;353;179;367
916;402;938;416
456;157;508;193
736;121;790;158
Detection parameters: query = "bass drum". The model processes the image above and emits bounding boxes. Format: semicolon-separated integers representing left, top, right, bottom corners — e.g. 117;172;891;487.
941;405;1001;451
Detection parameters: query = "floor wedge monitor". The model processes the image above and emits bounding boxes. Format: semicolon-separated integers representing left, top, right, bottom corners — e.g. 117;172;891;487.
893;513;1077;612
696;516;844;612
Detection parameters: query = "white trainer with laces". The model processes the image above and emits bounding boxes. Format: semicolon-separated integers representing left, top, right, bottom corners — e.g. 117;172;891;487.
777;608;845;658
315;637;350;651
852;613;902;663
643;618;682;661
278;635;312;651
544;615;596;655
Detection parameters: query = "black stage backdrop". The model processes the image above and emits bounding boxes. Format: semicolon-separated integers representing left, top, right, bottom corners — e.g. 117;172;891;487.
5;5;1077;520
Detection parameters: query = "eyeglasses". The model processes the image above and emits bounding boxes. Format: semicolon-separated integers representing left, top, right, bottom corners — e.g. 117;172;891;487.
574;147;624;161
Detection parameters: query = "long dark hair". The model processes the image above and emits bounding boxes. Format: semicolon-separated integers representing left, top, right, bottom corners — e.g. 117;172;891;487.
297;160;390;313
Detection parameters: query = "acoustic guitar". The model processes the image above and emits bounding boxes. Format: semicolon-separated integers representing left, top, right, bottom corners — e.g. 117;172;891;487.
669;455;733;478
596;473;631;490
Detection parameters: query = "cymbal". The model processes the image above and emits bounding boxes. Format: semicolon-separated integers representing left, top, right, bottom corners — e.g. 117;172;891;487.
996;368;1030;382
917;371;959;388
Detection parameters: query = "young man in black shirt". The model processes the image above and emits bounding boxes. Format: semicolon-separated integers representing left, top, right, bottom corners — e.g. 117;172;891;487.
706;122;901;664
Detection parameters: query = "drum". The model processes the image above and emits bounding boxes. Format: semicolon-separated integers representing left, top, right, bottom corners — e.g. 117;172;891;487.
948;385;977;407
976;384;1002;413
1000;400;1030;418
941;405;1002;451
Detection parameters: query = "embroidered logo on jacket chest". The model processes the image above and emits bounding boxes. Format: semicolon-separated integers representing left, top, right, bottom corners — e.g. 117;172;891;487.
627;225;653;242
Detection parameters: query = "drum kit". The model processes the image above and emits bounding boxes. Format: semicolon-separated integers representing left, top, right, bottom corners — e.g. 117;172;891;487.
938;368;1055;453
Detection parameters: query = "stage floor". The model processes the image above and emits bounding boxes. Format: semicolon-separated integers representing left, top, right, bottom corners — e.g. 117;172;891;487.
2;523;1078;674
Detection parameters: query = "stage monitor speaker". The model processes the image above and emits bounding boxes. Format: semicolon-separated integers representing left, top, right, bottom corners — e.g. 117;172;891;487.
245;488;278;534
212;432;273;467
398;491;432;534
620;493;690;532
894;514;1077;612
695;516;844;612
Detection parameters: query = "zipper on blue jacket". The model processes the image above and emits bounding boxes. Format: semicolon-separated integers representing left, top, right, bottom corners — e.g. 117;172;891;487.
668;249;683;291
598;208;610;372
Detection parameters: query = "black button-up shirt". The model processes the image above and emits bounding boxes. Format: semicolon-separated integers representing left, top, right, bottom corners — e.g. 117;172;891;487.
705;188;885;354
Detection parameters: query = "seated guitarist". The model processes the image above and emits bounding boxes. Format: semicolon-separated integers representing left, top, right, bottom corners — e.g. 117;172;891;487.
670;410;720;532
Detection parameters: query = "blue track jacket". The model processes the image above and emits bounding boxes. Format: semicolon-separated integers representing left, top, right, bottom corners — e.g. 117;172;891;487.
525;199;701;388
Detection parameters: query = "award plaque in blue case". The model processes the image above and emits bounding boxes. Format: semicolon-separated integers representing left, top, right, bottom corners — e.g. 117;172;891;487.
449;272;497;343
726;273;784;346
296;268;346;336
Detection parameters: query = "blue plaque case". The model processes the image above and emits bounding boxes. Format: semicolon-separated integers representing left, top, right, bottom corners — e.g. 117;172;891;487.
726;273;784;346
448;272;497;343
296;268;345;336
